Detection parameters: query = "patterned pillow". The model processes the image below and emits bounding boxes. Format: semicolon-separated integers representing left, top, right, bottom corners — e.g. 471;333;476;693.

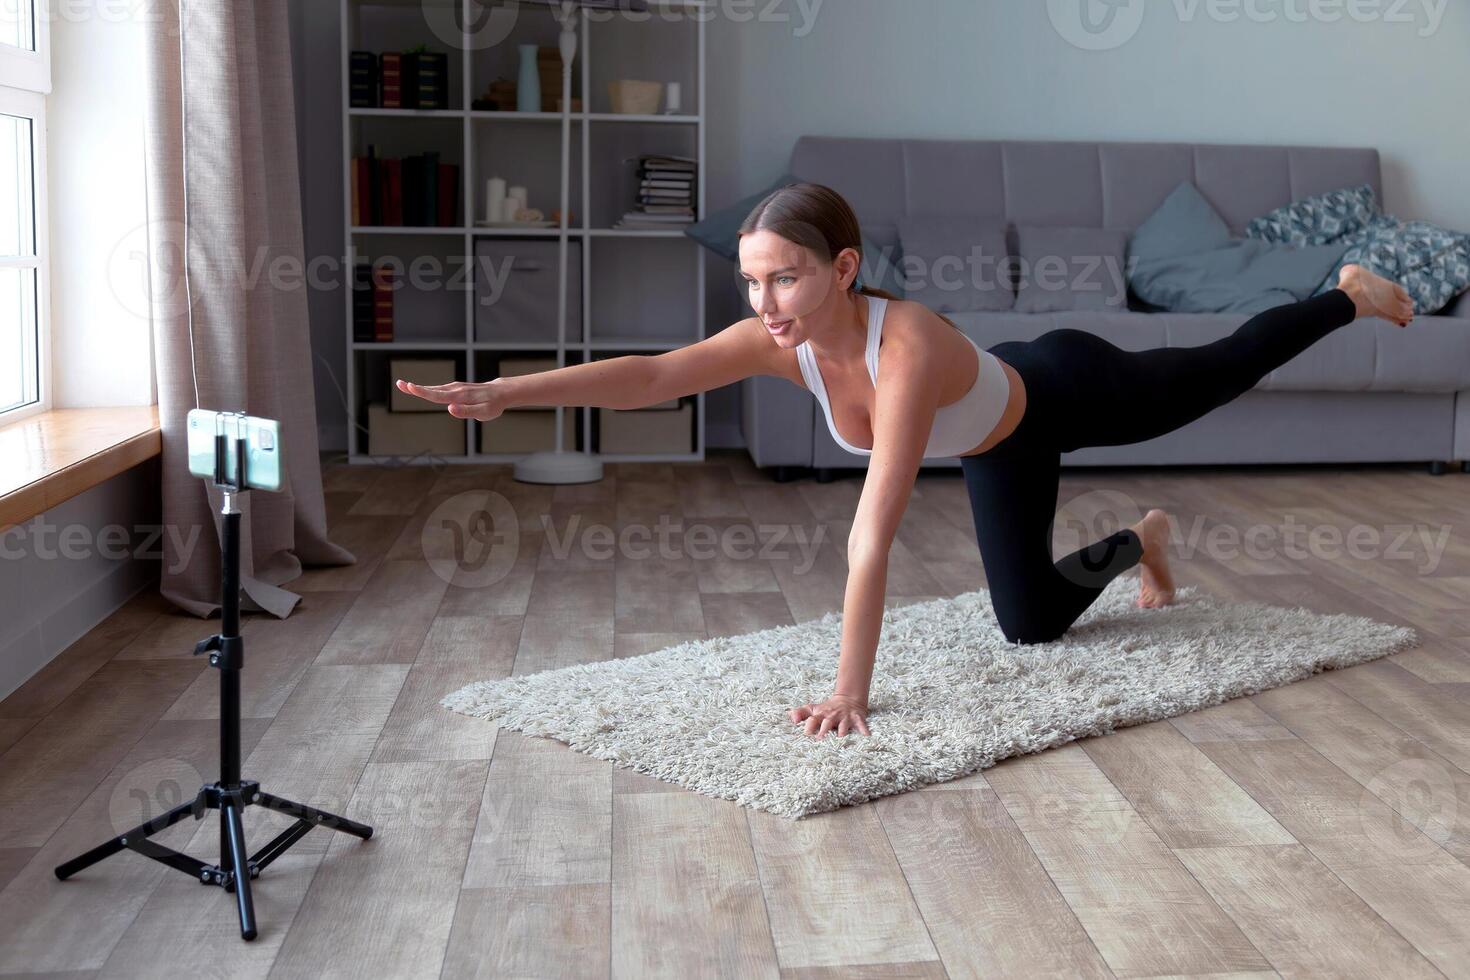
1312;215;1470;315
1246;184;1379;247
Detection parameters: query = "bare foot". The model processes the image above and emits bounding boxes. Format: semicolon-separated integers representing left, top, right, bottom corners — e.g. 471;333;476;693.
1129;508;1176;609
1338;263;1415;328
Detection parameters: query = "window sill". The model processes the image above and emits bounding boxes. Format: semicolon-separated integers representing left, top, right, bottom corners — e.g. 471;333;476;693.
0;405;161;531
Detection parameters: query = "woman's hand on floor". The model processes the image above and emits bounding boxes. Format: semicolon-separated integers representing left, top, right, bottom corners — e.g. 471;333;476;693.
789;694;870;738
395;379;510;422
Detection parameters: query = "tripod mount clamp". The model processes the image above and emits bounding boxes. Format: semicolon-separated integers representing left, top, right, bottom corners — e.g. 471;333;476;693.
193;633;243;670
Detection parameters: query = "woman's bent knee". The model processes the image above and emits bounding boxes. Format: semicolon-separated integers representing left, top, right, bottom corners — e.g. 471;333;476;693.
993;607;1065;646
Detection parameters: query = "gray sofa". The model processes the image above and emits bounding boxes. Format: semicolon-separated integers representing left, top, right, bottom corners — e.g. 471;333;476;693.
739;136;1470;480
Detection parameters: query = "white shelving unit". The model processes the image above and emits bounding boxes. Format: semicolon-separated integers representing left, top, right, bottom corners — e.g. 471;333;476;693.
341;0;708;464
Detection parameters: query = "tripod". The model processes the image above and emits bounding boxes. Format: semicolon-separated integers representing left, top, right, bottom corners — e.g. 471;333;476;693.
54;422;373;942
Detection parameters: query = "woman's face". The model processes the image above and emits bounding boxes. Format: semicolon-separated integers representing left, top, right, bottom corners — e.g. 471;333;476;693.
738;229;854;346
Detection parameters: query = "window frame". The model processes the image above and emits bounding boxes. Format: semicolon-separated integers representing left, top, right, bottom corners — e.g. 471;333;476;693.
0;0;50;426
0;0;51;94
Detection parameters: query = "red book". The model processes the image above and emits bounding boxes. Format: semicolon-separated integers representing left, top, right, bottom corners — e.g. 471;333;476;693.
388;158;403;225
353;157;372;227
379;53;402;108
378;157;403;227
436;163;458;227
372;264;394;341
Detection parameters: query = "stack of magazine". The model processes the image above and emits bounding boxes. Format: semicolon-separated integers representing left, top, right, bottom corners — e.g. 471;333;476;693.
614;154;697;229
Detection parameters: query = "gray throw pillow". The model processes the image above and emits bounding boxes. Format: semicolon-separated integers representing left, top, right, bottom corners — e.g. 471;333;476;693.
1013;225;1131;313
896;216;1011;312
1128;180;1232;263
684;172;800;262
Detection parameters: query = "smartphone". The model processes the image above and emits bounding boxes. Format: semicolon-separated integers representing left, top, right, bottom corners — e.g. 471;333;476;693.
186;409;283;492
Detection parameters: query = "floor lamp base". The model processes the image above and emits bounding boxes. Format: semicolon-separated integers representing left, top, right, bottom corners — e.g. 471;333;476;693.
514;450;604;484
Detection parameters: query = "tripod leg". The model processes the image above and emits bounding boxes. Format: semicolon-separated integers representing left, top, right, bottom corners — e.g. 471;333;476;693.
55;795;202;880
222;800;258;942
256;792;374;840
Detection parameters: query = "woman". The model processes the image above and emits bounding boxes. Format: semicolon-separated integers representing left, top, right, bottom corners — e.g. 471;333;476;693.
398;182;1416;741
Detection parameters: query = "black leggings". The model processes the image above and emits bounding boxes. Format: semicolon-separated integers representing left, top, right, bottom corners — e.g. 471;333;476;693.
962;287;1358;645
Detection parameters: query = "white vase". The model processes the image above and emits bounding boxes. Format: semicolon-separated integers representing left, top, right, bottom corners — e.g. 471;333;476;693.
517;44;541;112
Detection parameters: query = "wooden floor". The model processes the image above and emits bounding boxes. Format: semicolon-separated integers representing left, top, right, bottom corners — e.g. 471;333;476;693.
3;451;1470;978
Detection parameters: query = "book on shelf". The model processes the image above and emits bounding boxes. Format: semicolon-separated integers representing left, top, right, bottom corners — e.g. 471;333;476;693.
349;51;377;107
616;209;695;220
624;153;697;225
350;50;448;110
639;154;697;171
352;146;458;227
402;51;448;110
372;263;395;342
613;211;695;229
352;262;373;341
437;161;459;227
379;52;402;108
352;261;395;343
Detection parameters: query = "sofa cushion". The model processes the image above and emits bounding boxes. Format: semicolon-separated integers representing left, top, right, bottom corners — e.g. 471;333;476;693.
895;215;1011;312
1012;225;1130;313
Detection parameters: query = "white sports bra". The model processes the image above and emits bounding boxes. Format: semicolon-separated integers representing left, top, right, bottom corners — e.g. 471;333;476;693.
795;294;1012;459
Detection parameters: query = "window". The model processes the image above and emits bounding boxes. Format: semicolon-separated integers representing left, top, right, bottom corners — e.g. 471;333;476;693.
0;0;48;424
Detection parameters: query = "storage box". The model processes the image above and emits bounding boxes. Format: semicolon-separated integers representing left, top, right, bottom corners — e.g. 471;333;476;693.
474;239;582;344
367;402;464;456
479;410;575;454
389;358;457;412
608;79;661;114
598;402;693;454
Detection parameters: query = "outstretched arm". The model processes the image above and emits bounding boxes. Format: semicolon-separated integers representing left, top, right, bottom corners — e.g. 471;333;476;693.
396;317;773;417
791;333;941;738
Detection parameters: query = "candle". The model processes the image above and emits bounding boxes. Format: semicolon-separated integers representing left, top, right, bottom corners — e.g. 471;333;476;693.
486;177;506;222
506;185;528;221
665;82;682;115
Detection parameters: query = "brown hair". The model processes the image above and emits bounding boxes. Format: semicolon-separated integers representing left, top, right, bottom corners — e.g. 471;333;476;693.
735;180;962;330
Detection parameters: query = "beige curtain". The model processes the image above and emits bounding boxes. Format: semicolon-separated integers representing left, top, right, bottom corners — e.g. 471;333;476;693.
145;0;354;618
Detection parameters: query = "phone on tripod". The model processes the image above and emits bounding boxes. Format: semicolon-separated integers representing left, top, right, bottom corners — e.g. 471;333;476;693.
186;409;283;492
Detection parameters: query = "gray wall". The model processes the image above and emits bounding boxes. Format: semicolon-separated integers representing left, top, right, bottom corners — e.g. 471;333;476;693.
299;0;1470;453
0;461;161;701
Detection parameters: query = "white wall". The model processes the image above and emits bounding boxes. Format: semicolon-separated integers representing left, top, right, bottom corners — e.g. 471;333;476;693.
46;9;152;407
301;0;1470;452
704;0;1469;228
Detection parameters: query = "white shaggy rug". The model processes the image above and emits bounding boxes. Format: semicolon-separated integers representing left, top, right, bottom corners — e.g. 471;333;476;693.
441;574;1418;820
